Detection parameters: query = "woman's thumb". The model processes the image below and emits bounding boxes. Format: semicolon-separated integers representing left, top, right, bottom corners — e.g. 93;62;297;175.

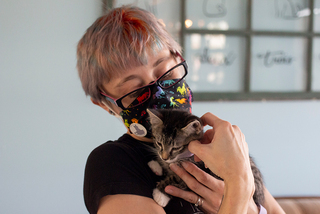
188;140;208;161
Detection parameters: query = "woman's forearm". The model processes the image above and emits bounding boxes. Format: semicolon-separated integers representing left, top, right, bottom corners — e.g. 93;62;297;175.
262;187;285;214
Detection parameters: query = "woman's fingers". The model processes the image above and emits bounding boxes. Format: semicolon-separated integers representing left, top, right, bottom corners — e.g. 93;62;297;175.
166;163;224;213
200;129;215;145
180;161;224;195
165;185;220;214
200;112;224;128
180;161;224;211
190;112;252;184
164;185;200;205
168;163;211;198
188;140;211;168
166;112;254;213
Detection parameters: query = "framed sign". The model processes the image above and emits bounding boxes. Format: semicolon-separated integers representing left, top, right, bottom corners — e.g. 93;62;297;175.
185;0;248;30
314;0;320;32
252;0;310;32
185;34;246;92
312;38;320;91
251;36;308;92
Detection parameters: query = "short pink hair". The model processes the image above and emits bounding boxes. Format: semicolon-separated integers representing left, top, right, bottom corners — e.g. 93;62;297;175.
77;5;182;102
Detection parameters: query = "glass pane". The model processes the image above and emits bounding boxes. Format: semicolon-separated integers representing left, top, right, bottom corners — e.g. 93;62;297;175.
252;0;310;31
185;0;247;30
312;38;320;91
315;0;320;32
113;0;181;42
251;36;307;91
184;34;246;92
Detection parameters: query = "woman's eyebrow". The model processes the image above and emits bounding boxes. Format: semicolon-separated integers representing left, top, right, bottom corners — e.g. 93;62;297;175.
153;56;171;68
116;55;171;88
116;75;139;88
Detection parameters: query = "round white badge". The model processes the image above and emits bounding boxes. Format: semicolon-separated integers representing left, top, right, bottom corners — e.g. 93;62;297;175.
129;123;147;137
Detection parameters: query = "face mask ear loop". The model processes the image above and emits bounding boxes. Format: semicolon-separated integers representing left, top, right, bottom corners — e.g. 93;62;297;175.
101;101;135;136
101;101;123;123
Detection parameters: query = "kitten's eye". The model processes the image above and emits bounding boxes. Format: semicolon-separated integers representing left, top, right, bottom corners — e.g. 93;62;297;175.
172;147;182;152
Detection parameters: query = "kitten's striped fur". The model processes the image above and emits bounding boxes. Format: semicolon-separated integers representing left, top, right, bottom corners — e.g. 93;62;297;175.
147;109;264;208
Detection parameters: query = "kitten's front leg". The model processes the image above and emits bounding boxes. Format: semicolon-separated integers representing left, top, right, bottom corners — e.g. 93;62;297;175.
152;188;171;207
148;160;171;207
153;177;175;207
148;160;163;176
153;173;188;207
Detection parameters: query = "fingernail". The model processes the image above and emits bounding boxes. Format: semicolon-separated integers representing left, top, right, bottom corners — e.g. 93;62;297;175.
165;187;173;194
181;161;189;168
169;163;178;171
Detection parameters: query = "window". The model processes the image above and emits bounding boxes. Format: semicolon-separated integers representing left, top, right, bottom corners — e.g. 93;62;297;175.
105;0;320;101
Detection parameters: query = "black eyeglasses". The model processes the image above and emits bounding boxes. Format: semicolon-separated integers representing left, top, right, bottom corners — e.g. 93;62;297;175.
101;60;188;109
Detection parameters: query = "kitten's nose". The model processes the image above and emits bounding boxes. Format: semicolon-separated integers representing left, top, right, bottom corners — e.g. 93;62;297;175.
161;151;169;160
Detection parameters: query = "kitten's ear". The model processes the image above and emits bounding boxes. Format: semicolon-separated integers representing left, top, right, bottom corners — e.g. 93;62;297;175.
147;109;163;126
181;120;202;135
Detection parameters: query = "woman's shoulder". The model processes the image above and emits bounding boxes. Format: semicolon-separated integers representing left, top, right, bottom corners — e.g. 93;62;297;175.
87;134;155;170
83;134;158;213
87;134;155;163
89;134;130;157
83;133;157;193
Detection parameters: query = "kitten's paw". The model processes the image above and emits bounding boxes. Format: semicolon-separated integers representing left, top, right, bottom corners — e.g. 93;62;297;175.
152;188;170;207
148;160;163;176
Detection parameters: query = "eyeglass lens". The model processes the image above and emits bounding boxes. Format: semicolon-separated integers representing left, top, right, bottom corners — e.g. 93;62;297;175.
121;63;186;108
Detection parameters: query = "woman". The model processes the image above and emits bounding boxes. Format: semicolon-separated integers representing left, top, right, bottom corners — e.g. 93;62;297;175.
77;5;284;214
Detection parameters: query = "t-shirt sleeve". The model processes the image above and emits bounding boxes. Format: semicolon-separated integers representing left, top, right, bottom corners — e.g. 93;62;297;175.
83;141;156;214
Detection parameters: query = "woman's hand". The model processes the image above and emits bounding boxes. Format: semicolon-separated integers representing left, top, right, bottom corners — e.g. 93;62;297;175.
165;161;224;214
189;112;253;185
165;162;259;214
189;113;255;213
166;113;256;214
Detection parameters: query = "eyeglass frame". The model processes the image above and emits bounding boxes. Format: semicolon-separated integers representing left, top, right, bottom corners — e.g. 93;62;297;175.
100;55;188;110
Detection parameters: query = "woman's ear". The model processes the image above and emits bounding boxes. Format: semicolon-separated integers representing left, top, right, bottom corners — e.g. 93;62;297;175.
90;98;115;115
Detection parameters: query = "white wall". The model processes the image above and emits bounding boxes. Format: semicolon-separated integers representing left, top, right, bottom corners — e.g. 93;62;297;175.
0;1;319;214
192;101;320;197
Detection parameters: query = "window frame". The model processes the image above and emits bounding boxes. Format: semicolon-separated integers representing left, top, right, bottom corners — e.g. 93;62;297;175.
106;0;320;101
181;0;320;101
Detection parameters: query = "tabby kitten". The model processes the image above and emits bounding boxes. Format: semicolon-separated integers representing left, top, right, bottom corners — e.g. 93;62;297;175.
146;109;265;208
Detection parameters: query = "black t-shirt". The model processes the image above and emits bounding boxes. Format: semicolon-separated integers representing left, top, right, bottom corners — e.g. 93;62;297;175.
83;134;204;214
